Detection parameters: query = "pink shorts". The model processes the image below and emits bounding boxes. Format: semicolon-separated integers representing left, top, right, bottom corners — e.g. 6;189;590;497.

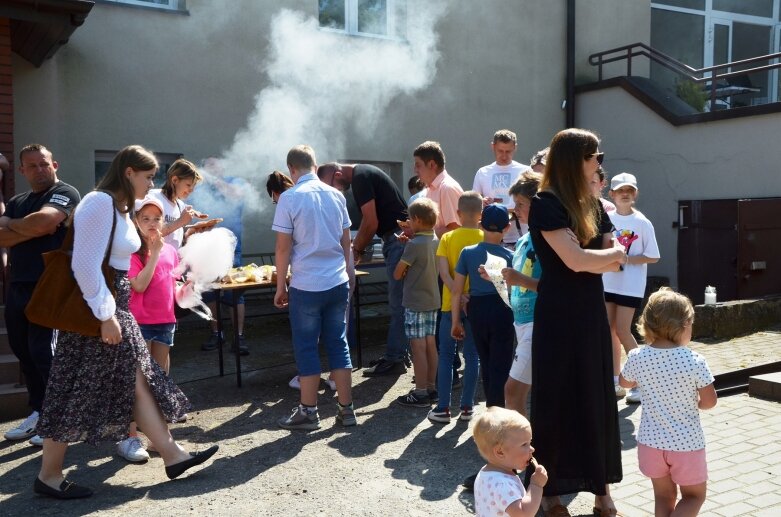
638;444;707;486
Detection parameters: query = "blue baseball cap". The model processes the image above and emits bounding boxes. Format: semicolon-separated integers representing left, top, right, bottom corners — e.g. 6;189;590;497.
481;204;509;232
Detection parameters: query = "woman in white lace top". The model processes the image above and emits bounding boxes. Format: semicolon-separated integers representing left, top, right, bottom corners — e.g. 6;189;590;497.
34;145;218;499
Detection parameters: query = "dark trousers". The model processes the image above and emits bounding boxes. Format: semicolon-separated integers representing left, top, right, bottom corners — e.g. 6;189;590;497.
469;294;514;407
5;282;57;413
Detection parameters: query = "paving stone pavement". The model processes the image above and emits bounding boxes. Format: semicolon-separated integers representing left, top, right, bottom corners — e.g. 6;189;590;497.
0;317;779;516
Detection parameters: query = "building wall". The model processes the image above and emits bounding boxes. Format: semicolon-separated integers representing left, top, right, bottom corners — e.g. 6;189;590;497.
575;0;651;84
0;17;13;196
12;0;647;254
576;86;781;287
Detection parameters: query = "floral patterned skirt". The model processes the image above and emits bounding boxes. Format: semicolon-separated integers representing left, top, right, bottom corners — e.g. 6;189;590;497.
37;271;191;444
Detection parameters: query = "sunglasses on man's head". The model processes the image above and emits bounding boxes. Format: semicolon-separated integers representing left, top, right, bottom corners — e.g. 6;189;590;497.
586;152;605;165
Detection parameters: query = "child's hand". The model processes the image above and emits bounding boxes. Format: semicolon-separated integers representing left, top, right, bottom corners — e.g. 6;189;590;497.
530;462;548;488
477;265;490;282
451;323;465;340
149;229;164;254
178;205;195;225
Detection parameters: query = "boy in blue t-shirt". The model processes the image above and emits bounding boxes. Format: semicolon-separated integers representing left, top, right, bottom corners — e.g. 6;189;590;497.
499;171;543;416
451;204;514;408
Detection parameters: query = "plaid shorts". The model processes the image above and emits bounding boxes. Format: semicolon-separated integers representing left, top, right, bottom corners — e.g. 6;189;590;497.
404;309;438;339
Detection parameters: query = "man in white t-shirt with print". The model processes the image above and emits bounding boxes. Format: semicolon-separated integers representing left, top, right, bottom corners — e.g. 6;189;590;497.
472;129;531;250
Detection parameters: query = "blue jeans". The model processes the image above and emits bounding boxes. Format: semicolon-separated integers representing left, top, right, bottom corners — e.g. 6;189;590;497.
288;283;351;376
435;310;479;411
382;237;407;362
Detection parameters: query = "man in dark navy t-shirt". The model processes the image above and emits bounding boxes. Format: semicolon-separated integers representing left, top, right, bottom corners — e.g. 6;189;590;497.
0;144;80;445
317;163;409;376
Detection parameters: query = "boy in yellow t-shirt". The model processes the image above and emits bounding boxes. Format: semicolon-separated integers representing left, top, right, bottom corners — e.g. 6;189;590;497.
427;191;484;424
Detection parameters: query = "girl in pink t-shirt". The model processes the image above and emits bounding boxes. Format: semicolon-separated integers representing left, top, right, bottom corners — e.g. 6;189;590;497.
129;197;181;374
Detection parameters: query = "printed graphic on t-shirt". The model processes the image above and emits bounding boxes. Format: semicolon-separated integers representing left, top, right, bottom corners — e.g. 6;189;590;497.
519;248;536;293
615;228;638;252
491;173;512;191
49;193;72;207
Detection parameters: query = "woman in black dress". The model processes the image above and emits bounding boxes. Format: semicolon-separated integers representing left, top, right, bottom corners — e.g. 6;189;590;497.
34;146;218;499
528;129;626;517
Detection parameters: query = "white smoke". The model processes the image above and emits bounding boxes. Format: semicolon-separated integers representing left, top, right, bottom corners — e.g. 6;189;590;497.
199;2;447;213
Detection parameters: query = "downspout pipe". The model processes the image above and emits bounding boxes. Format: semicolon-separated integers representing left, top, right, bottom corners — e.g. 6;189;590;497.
566;0;575;128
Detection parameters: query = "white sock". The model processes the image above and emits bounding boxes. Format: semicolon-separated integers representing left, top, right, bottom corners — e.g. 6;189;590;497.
613;376;619;385
300;404;318;414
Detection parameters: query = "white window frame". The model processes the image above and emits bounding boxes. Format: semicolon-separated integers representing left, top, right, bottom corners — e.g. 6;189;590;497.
99;0;186;12
319;0;406;41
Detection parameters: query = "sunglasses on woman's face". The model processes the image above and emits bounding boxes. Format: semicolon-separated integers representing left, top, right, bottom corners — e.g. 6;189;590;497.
586;152;604;165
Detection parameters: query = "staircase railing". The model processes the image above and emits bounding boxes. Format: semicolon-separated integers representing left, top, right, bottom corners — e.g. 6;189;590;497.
589;42;781;110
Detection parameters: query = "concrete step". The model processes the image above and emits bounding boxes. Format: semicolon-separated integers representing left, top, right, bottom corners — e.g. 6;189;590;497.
749;372;781;402
0;383;28;423
0;353;20;383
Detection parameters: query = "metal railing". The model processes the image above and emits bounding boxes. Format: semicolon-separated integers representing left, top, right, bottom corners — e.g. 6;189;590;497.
589;42;781;110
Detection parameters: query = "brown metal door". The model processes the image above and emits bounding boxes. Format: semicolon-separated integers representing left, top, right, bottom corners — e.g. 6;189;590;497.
677;200;738;304
737;198;781;299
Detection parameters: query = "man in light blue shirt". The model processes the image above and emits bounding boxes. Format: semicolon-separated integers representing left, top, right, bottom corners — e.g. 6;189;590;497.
272;145;356;431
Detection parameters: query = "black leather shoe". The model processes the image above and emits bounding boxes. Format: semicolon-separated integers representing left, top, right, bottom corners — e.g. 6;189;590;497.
34;478;93;499
165;445;219;480
362;358;404;377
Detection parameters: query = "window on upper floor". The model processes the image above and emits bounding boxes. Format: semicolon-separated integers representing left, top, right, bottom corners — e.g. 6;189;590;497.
99;0;186;12
319;0;406;39
95;150;181;186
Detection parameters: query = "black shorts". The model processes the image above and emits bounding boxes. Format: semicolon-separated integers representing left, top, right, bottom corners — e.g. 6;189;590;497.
604;291;643;309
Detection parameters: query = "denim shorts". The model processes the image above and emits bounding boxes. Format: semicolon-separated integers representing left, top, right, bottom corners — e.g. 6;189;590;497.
288;282;351;376
404;309;438;339
139;323;177;347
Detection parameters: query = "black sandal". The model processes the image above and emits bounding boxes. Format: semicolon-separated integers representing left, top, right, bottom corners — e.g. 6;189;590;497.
165;445;219;480
33;478;93;499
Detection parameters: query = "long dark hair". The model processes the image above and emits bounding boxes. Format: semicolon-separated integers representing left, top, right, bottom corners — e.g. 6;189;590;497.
96;145;158;213
539;129;600;244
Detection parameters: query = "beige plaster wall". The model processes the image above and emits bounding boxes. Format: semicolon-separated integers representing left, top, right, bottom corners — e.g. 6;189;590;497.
575;0;651;84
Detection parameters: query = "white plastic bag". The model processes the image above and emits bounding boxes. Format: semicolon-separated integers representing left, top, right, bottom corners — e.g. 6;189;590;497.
484;252;511;308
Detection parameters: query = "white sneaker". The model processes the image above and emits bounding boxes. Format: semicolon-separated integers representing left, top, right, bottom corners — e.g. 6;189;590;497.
325;379;337;391
614;385;626;399
4;411;39;441
288;375;301;390
29;435;43;447
116;436;150;462
626;387;642;404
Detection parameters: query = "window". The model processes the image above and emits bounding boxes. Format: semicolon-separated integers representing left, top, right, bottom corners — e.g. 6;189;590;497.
99;0;186;12
94;150;181;186
319;0;406;39
713;0;774;18
653;0;705;9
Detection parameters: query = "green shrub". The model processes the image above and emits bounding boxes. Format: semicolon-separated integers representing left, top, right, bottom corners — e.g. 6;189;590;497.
676;79;708;112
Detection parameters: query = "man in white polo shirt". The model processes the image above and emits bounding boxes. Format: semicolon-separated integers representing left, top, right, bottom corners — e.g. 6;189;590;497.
273;145;357;431
472;129;532;250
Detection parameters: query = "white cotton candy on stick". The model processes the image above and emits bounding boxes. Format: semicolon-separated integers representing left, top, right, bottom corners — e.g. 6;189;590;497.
485;251;511;308
173;227;238;321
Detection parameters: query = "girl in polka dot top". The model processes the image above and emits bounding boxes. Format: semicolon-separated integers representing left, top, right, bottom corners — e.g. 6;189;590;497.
472;407;548;517
620;287;717;517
